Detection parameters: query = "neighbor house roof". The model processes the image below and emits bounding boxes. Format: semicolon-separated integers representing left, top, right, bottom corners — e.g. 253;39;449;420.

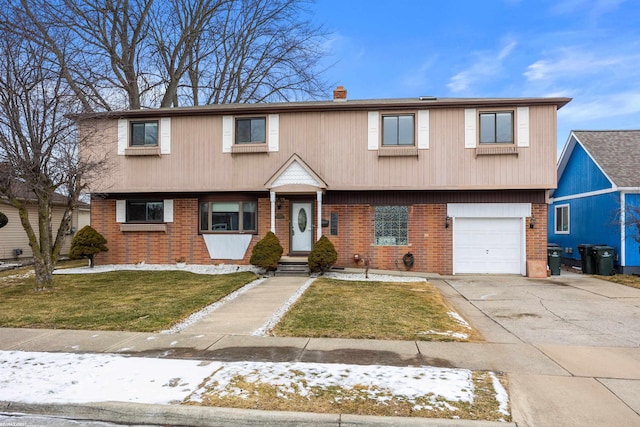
559;130;640;188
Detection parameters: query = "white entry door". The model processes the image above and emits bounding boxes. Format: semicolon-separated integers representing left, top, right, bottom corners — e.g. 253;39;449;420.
291;202;313;252
453;217;523;274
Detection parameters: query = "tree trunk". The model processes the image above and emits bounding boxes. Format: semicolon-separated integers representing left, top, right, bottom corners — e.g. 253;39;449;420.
33;255;54;290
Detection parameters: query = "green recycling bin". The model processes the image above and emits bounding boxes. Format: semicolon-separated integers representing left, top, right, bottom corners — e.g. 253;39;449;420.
591;246;615;276
547;246;562;275
577;244;595;274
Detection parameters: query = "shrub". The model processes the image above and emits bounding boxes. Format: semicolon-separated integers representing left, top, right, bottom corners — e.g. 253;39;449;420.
69;225;108;268
308;235;337;273
0;211;7;229
250;231;283;271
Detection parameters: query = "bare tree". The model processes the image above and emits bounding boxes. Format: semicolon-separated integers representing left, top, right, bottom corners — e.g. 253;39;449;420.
0;29;107;288
3;0;330;111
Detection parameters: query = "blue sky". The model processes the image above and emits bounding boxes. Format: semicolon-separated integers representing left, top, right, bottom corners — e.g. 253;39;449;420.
312;0;640;155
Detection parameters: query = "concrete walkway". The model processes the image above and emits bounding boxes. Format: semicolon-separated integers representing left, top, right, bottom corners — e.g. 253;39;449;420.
1;271;640;426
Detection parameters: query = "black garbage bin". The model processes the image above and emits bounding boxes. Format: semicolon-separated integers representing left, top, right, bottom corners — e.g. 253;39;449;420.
591;245;615;276
577;244;595;274
547;246;562;275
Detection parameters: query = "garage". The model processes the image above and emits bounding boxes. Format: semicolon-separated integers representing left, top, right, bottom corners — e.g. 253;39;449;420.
449;203;529;275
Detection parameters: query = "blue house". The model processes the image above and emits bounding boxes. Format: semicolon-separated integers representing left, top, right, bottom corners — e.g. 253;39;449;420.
549;131;640;274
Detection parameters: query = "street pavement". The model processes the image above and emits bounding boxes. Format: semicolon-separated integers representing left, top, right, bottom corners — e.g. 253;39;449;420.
1;269;640;426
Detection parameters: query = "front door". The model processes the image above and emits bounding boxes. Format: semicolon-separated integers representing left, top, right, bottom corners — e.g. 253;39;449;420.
291;202;313;252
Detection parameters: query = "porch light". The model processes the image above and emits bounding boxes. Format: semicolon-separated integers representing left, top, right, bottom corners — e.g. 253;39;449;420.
276;197;285;210
445;216;451;228
530;215;535;229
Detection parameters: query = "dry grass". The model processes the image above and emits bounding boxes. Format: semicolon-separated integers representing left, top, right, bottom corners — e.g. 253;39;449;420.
191;370;510;421
0;263;257;331
601;274;640;289
272;277;482;341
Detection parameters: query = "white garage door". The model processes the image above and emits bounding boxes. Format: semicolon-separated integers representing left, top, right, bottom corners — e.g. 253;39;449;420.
453;218;523;274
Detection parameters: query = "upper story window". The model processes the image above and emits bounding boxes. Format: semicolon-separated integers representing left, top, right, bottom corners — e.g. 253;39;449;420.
126;200;164;222
555;204;570;234
382;115;414;146
235;117;266;144
200;201;257;232
374;206;408;245
479;112;513;144
130;121;159;146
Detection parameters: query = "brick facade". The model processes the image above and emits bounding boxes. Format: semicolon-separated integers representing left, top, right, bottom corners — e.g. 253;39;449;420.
92;196;548;276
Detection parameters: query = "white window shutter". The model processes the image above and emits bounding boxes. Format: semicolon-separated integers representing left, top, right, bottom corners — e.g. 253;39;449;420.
517;107;530;147
222;116;233;153
116;200;126;223
160;117;171;154
417;110;429;149
368;111;379;150
268;114;279;152
163;199;173;223
117;119;127;155
464;109;476;148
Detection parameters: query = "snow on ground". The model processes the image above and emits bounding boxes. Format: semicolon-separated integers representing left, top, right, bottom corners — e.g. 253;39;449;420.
0;350;483;413
54;263;261;275
323;271;427;282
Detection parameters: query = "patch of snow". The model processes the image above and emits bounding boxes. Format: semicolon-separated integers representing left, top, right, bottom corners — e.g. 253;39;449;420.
448;311;471;328
160;278;268;334
0;350;508;416
418;330;470;340
188;361;474;411
489;372;510;418
323;272;427;282
252;278;316;336
53;263;261;275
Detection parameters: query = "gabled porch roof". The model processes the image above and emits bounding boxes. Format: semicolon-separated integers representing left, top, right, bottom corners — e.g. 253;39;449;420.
264;153;327;194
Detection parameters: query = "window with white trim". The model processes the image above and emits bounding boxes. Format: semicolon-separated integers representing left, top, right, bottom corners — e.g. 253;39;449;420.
374;206;408;245
130;121;159;146
382;115;414;146
235;117;266;144
126;200;164;222
479;111;513;144
555;204;570;234
200;201;257;232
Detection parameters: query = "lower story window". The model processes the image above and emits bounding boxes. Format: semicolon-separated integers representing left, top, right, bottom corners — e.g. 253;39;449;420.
200;201;257;232
126;200;164;222
374;206;408;245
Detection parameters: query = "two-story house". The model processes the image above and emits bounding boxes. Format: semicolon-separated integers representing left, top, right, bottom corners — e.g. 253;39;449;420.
79;88;570;275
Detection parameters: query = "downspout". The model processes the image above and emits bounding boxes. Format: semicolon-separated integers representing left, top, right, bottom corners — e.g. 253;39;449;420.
317;191;323;241
270;191;276;234
620;191;626;270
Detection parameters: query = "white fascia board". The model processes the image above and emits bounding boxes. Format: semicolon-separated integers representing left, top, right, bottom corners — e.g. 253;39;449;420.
549;187;618;203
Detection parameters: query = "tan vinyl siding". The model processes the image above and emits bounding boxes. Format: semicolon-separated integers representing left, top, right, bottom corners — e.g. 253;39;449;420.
85;104;559;193
0;201;73;260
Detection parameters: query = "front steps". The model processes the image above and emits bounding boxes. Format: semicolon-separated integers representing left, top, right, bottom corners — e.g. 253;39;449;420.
276;256;309;276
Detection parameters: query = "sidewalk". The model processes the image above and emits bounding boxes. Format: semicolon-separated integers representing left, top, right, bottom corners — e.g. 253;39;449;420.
2;272;640;426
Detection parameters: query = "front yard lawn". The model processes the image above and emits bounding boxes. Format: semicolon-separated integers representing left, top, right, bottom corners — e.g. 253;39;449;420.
0;266;257;332
272;277;481;341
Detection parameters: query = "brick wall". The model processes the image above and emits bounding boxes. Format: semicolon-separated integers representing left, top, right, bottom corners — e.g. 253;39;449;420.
92;197;548;275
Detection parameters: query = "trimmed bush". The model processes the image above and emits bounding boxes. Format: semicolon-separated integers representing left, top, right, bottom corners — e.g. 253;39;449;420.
69;225;108;268
0;211;7;229
250;231;283;271
308;235;337;273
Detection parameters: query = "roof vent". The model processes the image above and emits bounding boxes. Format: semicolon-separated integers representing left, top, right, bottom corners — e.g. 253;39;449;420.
419;96;437;101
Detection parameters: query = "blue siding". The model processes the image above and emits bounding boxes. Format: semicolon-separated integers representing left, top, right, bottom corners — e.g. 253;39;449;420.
555;142;613;198
624;193;640;268
548;193;620;261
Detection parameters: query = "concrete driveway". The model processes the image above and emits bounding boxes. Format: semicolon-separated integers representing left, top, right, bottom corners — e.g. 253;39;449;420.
438;271;640;427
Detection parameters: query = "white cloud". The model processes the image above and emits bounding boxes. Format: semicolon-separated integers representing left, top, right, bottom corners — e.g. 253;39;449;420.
447;39;517;94
559;90;640;123
524;48;632;82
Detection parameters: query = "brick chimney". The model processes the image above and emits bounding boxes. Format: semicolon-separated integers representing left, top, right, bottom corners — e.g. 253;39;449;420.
333;86;347;102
